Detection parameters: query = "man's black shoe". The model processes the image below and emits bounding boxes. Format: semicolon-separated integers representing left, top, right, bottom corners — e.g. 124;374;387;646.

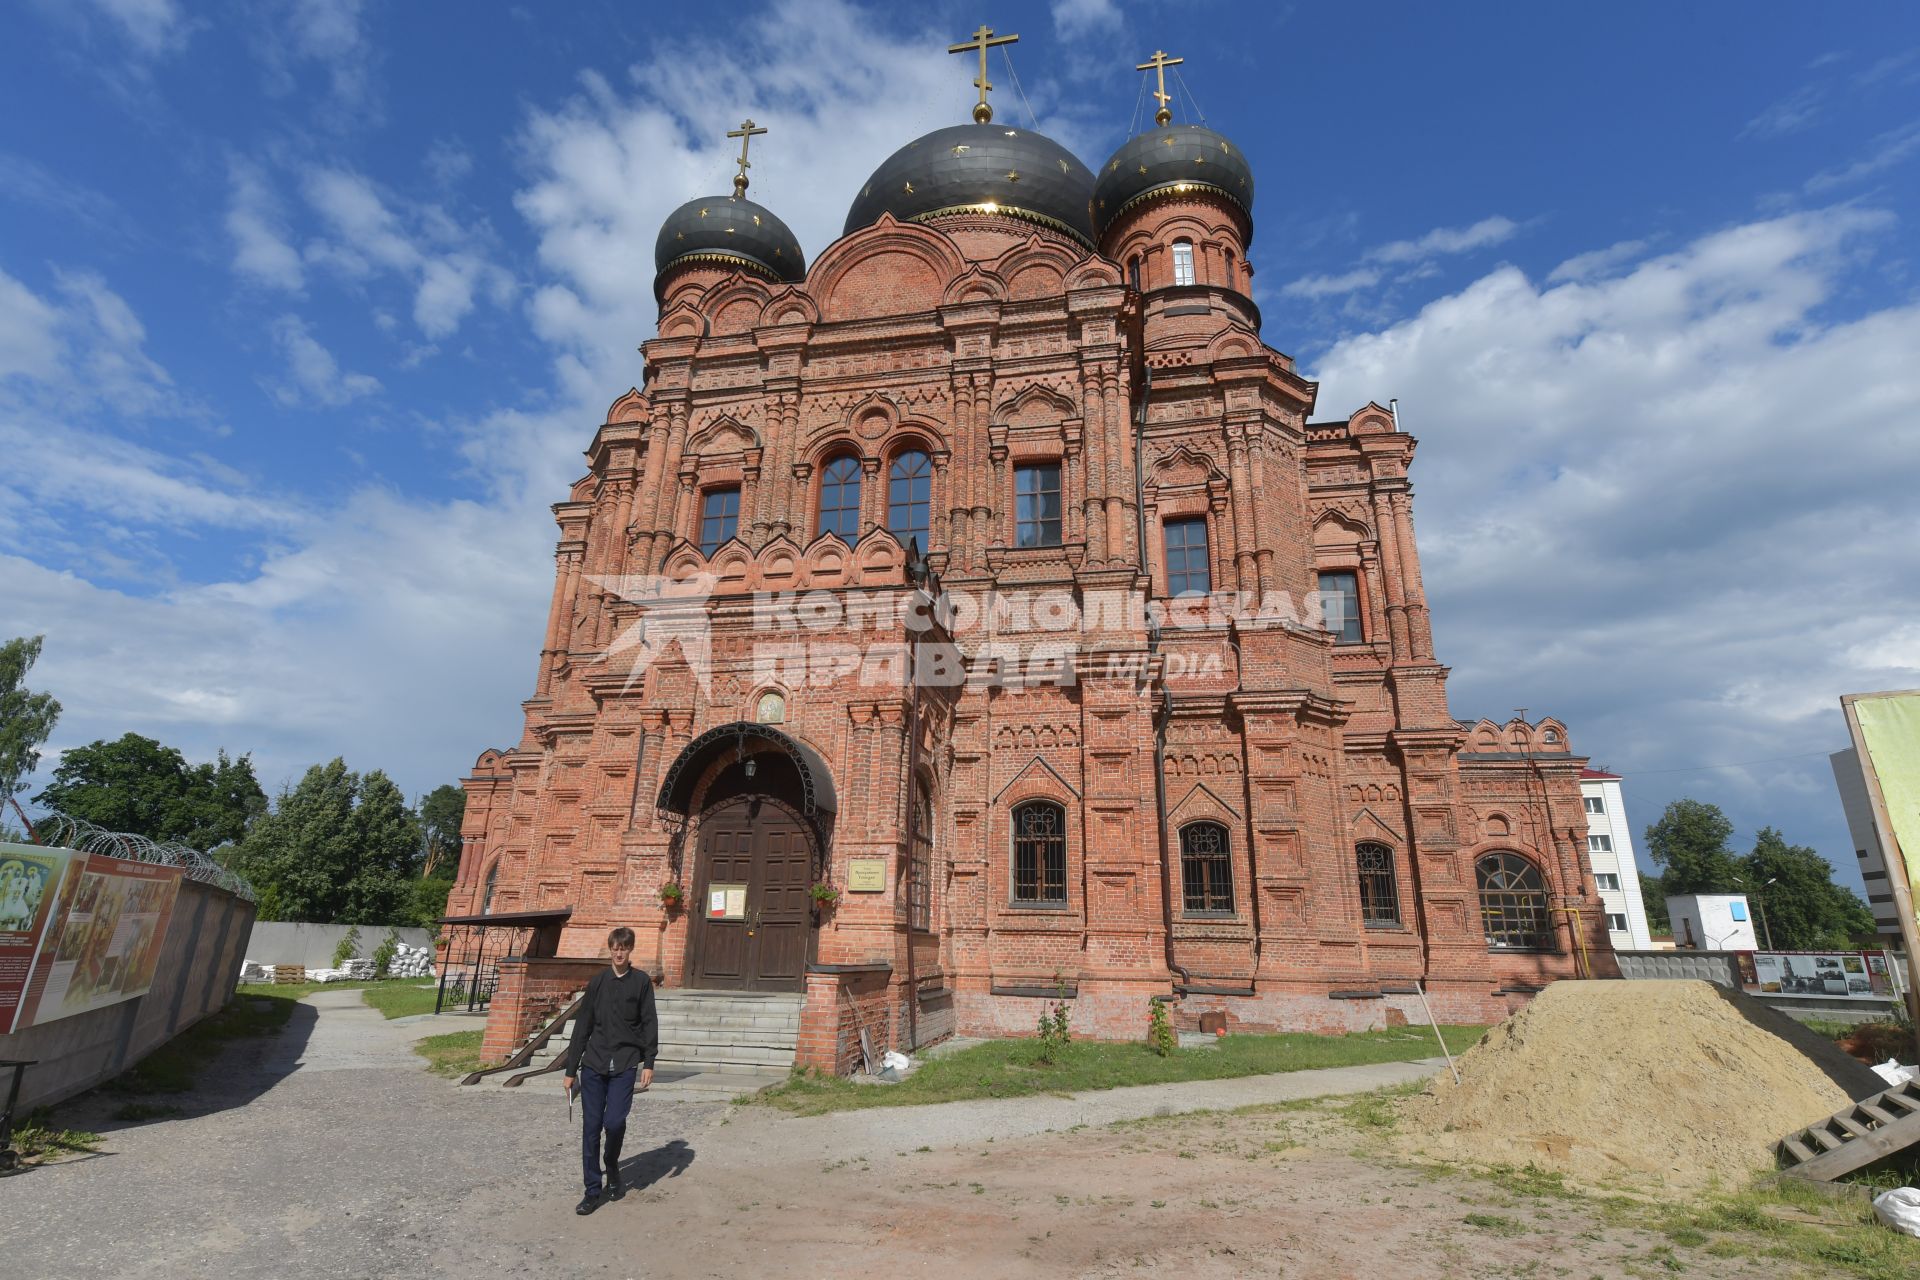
575;1194;601;1215
606;1171;624;1200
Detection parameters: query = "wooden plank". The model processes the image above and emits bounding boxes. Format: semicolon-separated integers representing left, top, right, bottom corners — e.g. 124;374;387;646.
1808;1125;1843;1152
1786;1109;1920;1182
1833;1114;1870;1139
1781;1136;1816;1165
1884;1091;1920;1114
1860;1103;1898;1127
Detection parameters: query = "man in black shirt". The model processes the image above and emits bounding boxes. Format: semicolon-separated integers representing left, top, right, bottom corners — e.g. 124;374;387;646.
561;926;658;1214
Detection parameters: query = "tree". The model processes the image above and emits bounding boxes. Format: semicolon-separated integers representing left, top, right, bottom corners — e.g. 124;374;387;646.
0;635;61;814
235;759;422;924
34;733;266;851
1639;869;1671;934
418;784;467;880
1745;827;1878;951
1644;799;1745;895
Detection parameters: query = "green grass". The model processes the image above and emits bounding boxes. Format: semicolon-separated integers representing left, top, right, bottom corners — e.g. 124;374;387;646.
1463;1212;1527;1236
414;1029;486;1078
755;1024;1486;1115
360;982;445;1020
8;1113;101;1165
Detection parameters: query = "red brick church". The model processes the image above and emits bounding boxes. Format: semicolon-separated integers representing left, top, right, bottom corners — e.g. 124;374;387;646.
447;38;1614;1073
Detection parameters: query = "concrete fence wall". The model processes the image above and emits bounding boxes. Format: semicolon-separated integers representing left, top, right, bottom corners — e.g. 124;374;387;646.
1613;950;1742;986
243;921;432;969
0;877;256;1112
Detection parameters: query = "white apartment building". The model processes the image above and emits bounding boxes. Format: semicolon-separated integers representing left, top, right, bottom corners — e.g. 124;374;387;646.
1581;768;1655;950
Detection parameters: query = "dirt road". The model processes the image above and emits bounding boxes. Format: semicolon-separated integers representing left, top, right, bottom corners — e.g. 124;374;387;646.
2;989;1852;1278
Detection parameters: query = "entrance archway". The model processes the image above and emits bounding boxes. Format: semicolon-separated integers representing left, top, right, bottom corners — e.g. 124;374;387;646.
656;722;837;993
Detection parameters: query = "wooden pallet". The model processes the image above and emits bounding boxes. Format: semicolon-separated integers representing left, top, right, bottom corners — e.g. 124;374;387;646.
1778;1077;1920;1180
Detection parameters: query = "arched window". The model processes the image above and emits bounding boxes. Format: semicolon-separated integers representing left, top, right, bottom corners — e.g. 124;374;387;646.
889;450;932;551
909;781;933;931
1011;800;1067;904
1357;842;1400;925
1128;255;1142;291
1171;240;1195;287
1477;852;1552;950
1224;248;1236;289
1180;822;1233;914
480;861;499;915
818;455;862;541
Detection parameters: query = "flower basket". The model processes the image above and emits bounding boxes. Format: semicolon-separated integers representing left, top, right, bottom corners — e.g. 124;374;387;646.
658;882;686;911
808;882;840;909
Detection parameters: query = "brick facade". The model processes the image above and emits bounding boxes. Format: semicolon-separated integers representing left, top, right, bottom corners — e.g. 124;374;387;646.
449;120;1614;1072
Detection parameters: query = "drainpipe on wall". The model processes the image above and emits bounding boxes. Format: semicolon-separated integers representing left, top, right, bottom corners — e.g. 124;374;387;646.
1134;361;1191;992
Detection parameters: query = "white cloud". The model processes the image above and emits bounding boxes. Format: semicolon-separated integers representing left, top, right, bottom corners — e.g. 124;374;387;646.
254;0;377;120
226;162;305;291
1805;118;1920;191
0;269;65;380
1742;84;1825;139
1310;207;1919;855
1547;238;1649;283
78;0;190;57
1280;267;1383;299
425;138;474;186
1052;0;1122;38
268;313;380;406
1366;215;1519;264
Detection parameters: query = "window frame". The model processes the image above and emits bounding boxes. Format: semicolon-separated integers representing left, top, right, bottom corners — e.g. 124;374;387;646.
1179;821;1234;915
909;782;933;932
1357;841;1402;927
1317;570;1365;644
1606;912;1629;933
699;486;741;556
1010;799;1069;906
1588;833;1613;854
1014;461;1063;548
1595;872;1621;893
817;454;862;542
888;449;933;552
1171;239;1196;287
1163;516;1212;597
1584;795;1605;814
1476;851;1555;951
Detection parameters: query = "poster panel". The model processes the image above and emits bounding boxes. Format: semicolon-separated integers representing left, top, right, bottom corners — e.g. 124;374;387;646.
11;852;184;1031
0;842;75;1033
1852;691;1920;932
1749;950;1881;1000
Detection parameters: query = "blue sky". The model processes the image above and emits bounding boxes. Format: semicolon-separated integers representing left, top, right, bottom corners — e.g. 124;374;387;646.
3;1;1917;893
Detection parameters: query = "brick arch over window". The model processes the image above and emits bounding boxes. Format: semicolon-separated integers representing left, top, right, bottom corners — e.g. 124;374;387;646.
1476;850;1553;951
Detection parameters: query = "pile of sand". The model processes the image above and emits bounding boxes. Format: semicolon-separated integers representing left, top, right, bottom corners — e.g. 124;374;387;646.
1400;979;1884;1191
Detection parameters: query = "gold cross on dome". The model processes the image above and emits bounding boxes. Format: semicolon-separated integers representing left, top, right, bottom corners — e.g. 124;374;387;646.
949;25;1019;124
1136;48;1184;127
726;118;768;198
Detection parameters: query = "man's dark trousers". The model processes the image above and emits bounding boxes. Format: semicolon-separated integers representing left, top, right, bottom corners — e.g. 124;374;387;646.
578;1062;636;1197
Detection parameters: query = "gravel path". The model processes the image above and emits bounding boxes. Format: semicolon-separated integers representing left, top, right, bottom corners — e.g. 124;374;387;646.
7;990;1444;1278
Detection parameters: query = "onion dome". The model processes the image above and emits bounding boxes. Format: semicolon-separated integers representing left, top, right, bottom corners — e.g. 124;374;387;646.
1091;123;1254;243
654;195;806;299
844;123;1097;250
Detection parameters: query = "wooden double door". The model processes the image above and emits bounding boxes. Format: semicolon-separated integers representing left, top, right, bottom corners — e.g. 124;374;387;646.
686;797;813;992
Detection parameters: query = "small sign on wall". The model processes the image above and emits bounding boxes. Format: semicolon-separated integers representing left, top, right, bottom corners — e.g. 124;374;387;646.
846;859;887;892
708;883;747;919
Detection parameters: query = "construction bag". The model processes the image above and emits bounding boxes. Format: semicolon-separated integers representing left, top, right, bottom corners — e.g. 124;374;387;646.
1872;1187;1920;1238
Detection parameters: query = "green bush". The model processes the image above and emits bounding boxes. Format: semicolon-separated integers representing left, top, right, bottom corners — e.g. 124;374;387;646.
1147;998;1176;1057
331;925;362;968
371;927;400;978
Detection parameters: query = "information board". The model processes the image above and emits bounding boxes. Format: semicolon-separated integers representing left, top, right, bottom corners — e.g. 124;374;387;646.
10;850;184;1031
0;842;75;1032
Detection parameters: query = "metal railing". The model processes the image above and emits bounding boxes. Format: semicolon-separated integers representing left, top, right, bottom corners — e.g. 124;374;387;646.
25;812;257;902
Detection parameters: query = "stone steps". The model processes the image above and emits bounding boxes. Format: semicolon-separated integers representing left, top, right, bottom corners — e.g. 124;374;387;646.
508;988;803;1092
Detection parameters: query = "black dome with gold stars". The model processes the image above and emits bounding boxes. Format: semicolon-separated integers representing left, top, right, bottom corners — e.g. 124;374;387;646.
654;195;806;298
1091;123;1254;243
843;123;1097;249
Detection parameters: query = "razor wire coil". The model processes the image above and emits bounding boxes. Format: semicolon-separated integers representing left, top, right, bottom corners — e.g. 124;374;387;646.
29;812;257;902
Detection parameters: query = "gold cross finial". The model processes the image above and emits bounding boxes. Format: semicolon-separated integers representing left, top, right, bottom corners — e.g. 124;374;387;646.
949;25;1019;124
726;118;768;198
1136;49;1184;126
